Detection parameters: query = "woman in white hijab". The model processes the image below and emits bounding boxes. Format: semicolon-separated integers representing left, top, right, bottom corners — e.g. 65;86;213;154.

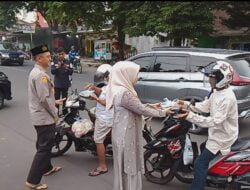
106;61;173;190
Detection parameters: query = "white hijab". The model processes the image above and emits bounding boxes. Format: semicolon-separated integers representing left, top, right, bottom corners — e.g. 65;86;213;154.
106;61;140;109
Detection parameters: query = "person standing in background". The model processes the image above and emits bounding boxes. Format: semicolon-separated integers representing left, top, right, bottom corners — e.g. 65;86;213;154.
51;47;73;115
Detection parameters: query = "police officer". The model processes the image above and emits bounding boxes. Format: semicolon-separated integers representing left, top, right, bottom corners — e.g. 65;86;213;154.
51;47;73;115
25;45;63;190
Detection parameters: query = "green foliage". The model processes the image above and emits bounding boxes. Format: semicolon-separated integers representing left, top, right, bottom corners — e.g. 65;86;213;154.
125;1;215;41
0;1;26;31
218;1;250;29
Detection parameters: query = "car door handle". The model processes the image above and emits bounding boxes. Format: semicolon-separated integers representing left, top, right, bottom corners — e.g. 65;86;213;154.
138;77;144;81
177;77;187;81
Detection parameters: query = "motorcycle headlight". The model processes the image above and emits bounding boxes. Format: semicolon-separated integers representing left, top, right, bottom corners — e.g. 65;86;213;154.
2;53;9;58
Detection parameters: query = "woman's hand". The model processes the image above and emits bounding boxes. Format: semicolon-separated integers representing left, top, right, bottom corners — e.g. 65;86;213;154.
163;107;174;116
147;102;161;109
55;98;66;105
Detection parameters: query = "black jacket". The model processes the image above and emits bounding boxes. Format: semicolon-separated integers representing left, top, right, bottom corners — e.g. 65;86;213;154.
51;59;73;88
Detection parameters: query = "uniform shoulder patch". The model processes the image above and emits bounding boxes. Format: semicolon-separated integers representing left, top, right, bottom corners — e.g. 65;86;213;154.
41;75;48;83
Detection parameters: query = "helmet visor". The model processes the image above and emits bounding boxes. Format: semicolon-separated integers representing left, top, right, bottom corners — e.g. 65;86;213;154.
200;62;218;78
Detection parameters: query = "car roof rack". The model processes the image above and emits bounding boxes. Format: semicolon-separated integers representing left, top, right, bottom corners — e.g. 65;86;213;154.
151;46;246;54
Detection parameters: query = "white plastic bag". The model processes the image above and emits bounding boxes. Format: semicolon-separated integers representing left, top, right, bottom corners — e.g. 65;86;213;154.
72;119;93;138
183;134;194;165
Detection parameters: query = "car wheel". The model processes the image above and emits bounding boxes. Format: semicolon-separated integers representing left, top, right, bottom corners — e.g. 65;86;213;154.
0;58;3;66
0;91;4;109
19;61;24;66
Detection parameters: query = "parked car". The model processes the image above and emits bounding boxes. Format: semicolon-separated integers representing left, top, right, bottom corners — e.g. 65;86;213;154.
0;42;25;66
127;47;250;134
19;50;31;60
0;71;12;109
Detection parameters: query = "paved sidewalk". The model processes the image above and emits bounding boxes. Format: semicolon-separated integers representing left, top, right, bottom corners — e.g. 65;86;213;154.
80;57;102;67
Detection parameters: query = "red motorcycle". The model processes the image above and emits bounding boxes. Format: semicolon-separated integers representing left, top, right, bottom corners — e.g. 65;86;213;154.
143;109;250;190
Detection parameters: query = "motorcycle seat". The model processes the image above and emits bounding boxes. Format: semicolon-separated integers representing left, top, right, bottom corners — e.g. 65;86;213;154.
231;137;250;151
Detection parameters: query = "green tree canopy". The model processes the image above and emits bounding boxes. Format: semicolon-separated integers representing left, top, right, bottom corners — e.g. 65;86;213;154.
125;1;215;46
219;1;250;29
0;1;26;31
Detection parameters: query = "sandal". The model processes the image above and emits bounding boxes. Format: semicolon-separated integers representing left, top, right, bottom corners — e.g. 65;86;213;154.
89;168;108;176
24;182;48;190
43;166;62;176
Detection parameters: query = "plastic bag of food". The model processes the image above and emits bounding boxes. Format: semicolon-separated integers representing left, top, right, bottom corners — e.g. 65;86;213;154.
72;119;93;138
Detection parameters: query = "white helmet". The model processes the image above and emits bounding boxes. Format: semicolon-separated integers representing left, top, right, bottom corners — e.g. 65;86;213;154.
94;64;112;87
96;64;112;73
201;61;234;89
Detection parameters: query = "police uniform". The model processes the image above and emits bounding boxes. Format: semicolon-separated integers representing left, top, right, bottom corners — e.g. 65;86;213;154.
26;45;58;185
51;58;73;115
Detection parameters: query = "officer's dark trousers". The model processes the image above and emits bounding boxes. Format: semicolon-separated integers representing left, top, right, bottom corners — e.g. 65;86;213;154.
27;124;55;184
55;87;68;115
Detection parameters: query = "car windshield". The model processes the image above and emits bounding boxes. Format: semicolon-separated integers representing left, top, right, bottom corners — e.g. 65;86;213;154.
0;42;15;51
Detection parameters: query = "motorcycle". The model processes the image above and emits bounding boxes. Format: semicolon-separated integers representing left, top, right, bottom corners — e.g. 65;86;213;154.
143;104;250;190
52;89;155;158
72;55;82;74
51;89;112;157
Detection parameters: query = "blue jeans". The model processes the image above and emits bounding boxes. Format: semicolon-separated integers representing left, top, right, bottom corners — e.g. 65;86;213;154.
190;147;216;190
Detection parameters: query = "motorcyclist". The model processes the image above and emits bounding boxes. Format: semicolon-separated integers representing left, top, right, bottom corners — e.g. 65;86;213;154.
84;64;113;176
176;61;239;190
68;45;78;66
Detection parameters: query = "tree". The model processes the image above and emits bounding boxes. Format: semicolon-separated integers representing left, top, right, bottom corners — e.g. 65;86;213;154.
107;1;144;60
0;1;26;31
124;1;215;46
218;1;250;29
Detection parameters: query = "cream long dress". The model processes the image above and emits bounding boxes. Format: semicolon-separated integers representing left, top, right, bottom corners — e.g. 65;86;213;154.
112;87;165;190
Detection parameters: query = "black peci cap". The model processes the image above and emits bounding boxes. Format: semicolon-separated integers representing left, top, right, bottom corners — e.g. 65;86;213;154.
30;44;50;56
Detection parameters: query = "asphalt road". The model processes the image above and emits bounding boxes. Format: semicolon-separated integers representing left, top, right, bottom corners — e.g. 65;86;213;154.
0;61;249;190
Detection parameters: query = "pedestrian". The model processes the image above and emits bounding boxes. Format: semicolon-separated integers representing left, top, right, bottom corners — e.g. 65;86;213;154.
176;61;239;190
25;44;64;190
51;47;73;115
105;61;173;190
85;64;113;176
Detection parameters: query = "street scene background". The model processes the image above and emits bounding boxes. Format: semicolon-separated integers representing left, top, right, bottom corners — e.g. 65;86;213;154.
0;61;249;190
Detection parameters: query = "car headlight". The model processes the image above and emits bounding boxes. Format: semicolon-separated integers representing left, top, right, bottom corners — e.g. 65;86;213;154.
0;74;7;80
2;54;9;58
75;56;80;59
19;54;25;58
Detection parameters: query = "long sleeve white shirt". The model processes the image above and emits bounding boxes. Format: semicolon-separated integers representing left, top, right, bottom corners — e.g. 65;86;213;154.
185;87;239;155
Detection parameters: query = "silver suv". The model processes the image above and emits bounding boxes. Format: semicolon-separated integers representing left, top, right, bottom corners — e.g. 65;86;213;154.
127;48;250;134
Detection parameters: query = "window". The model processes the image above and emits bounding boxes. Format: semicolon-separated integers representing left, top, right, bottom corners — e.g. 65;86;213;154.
153;56;187;72
244;43;250;51
190;56;216;72
132;56;152;72
229;58;250;78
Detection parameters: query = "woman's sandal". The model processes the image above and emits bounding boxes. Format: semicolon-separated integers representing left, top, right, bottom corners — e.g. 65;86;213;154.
24;182;48;190
43;166;62;176
88;168;108;176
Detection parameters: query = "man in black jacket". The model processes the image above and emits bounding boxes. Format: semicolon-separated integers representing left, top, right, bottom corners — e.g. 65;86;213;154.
51;47;73;115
